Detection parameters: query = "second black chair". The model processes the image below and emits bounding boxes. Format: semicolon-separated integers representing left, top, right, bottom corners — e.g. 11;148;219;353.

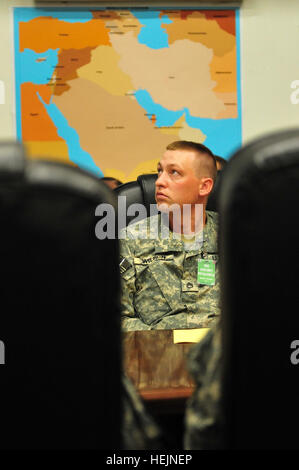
219;128;299;449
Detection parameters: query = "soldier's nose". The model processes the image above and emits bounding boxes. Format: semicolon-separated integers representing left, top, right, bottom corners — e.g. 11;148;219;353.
156;173;167;187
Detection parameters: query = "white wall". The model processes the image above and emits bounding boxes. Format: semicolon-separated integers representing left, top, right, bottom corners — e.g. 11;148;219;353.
240;0;299;144
1;0;299;146
0;0;34;139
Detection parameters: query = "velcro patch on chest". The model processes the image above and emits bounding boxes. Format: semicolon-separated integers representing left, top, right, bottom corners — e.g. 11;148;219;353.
138;254;173;265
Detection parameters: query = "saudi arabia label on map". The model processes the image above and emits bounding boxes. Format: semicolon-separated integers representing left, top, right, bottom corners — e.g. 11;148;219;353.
14;8;241;182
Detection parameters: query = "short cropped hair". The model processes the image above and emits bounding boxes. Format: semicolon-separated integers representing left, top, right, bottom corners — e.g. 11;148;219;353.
166;140;217;182
214;155;227;171
102;176;123;187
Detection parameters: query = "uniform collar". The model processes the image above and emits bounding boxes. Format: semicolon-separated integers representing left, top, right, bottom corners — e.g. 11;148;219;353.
153;211;217;254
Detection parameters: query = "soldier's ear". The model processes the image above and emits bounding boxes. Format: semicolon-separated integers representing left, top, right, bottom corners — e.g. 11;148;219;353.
198;177;214;197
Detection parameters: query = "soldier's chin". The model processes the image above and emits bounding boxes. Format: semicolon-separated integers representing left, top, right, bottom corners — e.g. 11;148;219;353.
156;202;170;213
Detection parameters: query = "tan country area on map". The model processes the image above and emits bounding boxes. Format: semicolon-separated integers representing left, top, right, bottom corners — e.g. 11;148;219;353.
109;31;225;119
159;11;238;118
104;15;142;38
77;45;134;96
91;8;141;38
52;77;199;181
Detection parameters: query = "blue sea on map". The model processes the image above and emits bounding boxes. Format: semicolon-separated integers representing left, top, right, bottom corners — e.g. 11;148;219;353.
135;89;241;158
135;89;184;126
37;93;103;177
185;109;241;158
20;49;59;84
132;10;172;49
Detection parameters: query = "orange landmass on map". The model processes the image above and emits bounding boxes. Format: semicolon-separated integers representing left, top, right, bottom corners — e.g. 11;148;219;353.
91;10;121;21
203;10;235;36
210;46;237;94
160;11;235;58
19;17;110;53
51;47;94;96
174;10;235;36
21;82;62;141
179;10;193;20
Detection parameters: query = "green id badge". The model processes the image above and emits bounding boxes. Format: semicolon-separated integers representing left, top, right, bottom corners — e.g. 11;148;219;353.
197;259;215;286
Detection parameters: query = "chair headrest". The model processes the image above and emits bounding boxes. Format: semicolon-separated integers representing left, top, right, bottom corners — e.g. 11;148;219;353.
137;173;157;210
114;173;158;226
219;127;299;216
25;159;116;207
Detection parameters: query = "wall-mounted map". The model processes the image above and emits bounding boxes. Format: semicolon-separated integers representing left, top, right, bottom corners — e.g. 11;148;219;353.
14;7;241;182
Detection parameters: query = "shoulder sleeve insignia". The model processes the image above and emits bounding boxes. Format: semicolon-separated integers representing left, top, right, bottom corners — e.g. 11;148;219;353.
119;257;132;274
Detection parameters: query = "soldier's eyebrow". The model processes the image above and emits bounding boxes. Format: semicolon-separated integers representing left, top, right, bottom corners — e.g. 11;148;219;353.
167;163;184;172
158;162;183;170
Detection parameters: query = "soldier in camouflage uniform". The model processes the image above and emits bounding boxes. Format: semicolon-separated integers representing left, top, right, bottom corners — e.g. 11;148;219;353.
122;375;163;449
184;320;224;449
120;140;220;331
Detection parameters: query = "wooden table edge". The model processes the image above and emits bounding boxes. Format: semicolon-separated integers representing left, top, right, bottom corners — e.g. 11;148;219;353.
140;386;194;402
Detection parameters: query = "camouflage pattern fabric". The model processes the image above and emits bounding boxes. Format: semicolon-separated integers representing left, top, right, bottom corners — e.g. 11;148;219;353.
119;211;220;331
122;375;163;450
184;320;224;449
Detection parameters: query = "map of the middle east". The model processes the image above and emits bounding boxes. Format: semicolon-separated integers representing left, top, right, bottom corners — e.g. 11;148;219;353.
14;8;241;182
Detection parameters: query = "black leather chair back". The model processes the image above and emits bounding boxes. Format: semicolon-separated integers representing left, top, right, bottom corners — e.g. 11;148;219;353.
206;171;221;212
219;129;299;449
0;142;121;449
114;173;158;228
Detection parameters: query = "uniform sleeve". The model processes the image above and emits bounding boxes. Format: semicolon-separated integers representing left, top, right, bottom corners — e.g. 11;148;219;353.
121;374;163;449
119;237;138;330
184;321;224;449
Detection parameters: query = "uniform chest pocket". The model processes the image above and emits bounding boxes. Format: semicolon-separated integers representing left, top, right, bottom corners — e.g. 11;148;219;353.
133;258;179;323
146;261;180;310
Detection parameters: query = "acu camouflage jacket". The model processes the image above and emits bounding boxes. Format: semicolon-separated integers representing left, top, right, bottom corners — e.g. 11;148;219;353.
119;211;220;331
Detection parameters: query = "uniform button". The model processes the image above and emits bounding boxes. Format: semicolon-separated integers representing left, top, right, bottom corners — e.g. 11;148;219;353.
187;282;193;289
